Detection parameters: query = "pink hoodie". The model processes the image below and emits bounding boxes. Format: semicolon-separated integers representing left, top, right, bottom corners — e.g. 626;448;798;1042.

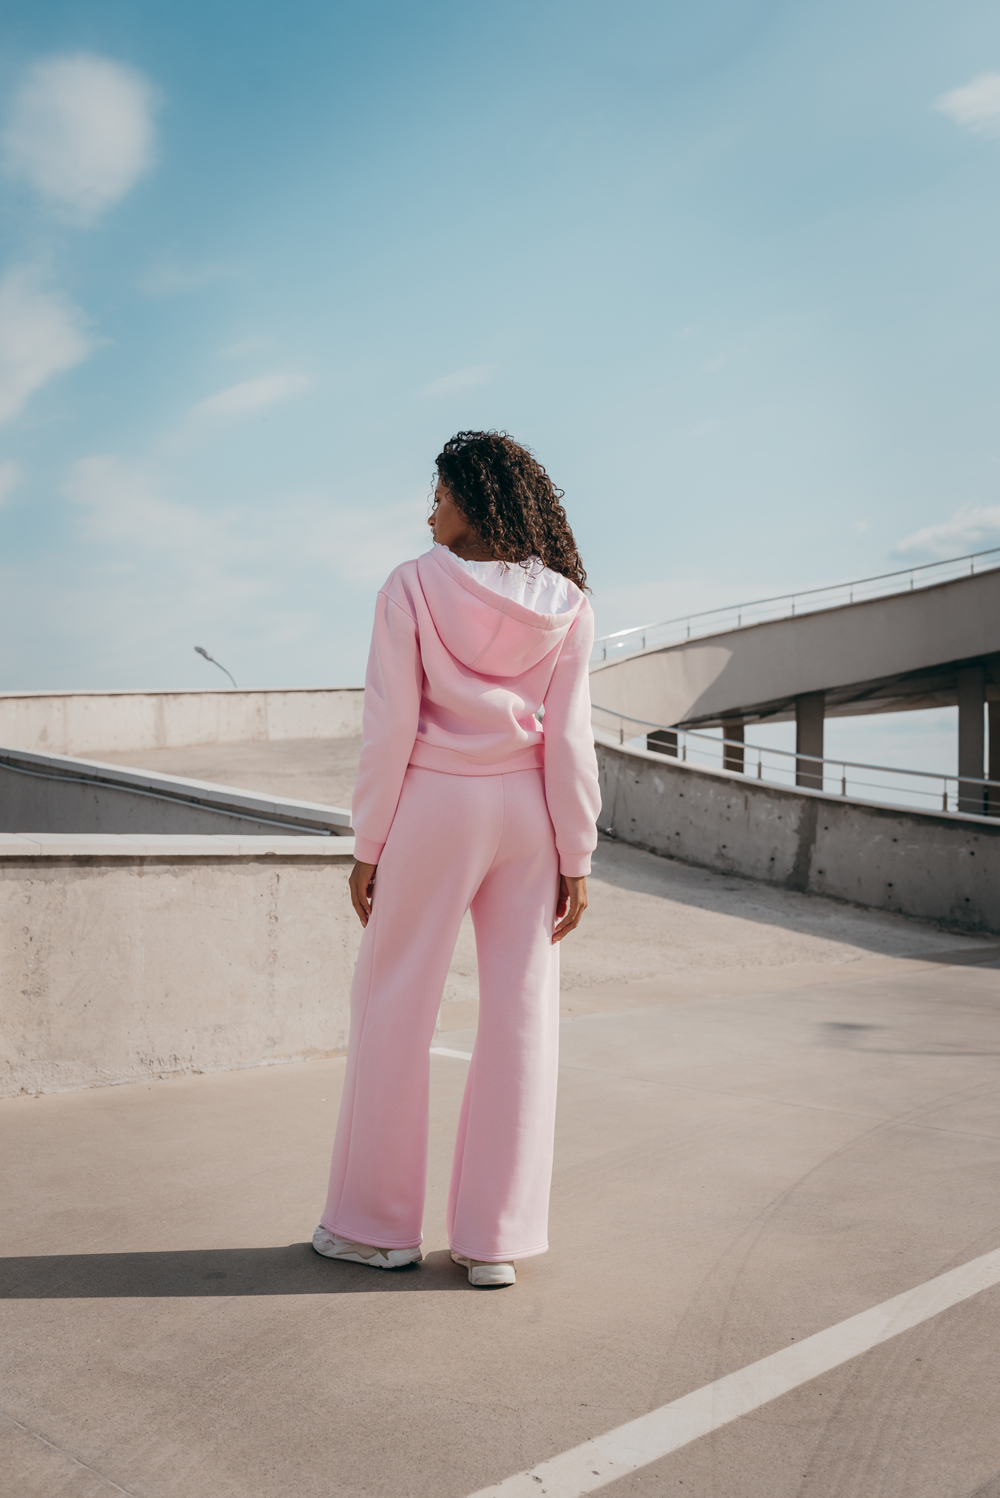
351;544;601;876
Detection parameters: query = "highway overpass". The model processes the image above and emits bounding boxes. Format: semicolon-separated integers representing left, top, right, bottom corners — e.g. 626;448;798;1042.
591;554;1000;813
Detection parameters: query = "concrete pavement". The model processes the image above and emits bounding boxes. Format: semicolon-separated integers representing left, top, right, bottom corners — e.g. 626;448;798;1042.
3;933;1000;1497
7;733;999;1496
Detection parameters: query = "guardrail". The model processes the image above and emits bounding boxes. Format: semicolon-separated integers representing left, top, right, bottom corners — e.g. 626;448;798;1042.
592;705;1000;818
592;546;1000;663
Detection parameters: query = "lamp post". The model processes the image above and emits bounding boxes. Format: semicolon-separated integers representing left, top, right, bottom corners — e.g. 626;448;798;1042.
194;646;238;689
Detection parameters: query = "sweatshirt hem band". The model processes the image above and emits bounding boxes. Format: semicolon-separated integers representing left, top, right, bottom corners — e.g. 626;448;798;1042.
407;741;545;776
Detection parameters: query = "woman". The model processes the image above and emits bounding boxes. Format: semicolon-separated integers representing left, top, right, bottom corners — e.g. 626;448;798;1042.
313;430;600;1287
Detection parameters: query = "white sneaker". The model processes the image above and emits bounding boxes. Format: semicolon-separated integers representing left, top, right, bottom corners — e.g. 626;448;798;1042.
312;1225;422;1269
451;1250;516;1287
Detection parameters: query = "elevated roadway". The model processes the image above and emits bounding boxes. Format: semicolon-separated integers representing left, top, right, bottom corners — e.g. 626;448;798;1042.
591;563;1000;811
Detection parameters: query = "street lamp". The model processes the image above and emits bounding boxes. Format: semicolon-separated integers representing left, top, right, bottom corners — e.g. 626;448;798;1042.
194;645;238;689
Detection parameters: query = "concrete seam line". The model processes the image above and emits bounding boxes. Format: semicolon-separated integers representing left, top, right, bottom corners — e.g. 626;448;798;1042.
464;1246;1000;1497
0;843;355;859
0;1409;141;1496
430;1046;474;1060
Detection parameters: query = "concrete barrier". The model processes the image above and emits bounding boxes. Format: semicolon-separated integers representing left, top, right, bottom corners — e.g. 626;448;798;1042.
0;835;359;1097
0;746;352;836
0;688;364;758
596;730;1000;933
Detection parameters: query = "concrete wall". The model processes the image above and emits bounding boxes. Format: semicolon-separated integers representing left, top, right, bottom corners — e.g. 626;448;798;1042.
596;731;1000;932
0;836;360;1097
590;568;1000;726
0;747;352;836
0;695;365;1097
0;687;364;758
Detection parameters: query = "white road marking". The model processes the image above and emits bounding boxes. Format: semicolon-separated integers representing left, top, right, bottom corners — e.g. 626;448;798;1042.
465;1246;1000;1497
430;1046;473;1060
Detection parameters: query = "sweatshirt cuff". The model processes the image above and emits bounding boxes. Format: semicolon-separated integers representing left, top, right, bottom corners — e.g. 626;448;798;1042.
559;852;592;877
352;837;384;865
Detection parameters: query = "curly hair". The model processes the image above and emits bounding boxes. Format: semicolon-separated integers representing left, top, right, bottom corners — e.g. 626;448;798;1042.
434;431;587;591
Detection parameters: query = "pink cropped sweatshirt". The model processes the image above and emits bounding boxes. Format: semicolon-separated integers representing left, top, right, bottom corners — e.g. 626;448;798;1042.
351;543;601;876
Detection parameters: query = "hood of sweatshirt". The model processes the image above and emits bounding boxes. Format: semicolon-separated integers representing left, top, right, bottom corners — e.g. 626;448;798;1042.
415;543;587;679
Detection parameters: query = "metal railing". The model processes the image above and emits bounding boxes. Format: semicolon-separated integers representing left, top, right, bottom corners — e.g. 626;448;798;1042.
592;705;1000;818
592;546;1000;663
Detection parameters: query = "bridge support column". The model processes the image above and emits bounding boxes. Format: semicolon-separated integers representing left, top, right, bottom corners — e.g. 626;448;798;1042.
989;701;1000;817
722;719;745;773
647;729;678;756
958;664;986;815
795;692;825;790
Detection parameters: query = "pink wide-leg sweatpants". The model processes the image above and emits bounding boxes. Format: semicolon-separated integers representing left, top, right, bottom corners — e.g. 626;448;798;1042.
320;765;561;1262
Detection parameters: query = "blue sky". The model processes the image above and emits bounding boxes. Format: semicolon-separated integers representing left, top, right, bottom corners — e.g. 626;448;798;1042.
1;0;999;738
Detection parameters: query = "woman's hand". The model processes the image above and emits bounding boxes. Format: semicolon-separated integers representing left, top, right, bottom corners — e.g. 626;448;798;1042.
552;874;587;944
349;860;378;927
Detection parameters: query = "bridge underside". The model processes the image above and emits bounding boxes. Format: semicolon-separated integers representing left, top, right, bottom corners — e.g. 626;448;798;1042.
679;651;1000;729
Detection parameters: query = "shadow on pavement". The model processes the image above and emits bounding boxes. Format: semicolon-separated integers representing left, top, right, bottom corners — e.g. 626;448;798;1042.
915;946;1000;966
0;1244;470;1297
592;835;1000;958
818;1019;1000;1055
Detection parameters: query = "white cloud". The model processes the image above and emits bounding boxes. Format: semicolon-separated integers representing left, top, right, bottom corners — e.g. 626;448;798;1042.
11;458;435;688
220;336;271;358
702;348;747;373
64;453;276;608
66;455;195;547
896;504;1000;558
137;261;235;296
64;456;428;586
290;493;432;582
418;364;497;398
1;53;157;219
57;456;278;684
0;266;93;423
64;455;252;575
0;461;21;504
935;72;1000;138
192;371;312;420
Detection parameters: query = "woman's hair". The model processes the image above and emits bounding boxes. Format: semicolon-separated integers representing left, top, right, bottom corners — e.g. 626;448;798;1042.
434;430;587;591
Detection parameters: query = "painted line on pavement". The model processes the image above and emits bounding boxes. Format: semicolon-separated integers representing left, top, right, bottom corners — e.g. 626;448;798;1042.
465;1246;1000;1497
430;1046;473;1060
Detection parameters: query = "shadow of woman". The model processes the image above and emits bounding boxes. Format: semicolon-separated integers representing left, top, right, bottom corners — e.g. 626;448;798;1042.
0;1244;469;1298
